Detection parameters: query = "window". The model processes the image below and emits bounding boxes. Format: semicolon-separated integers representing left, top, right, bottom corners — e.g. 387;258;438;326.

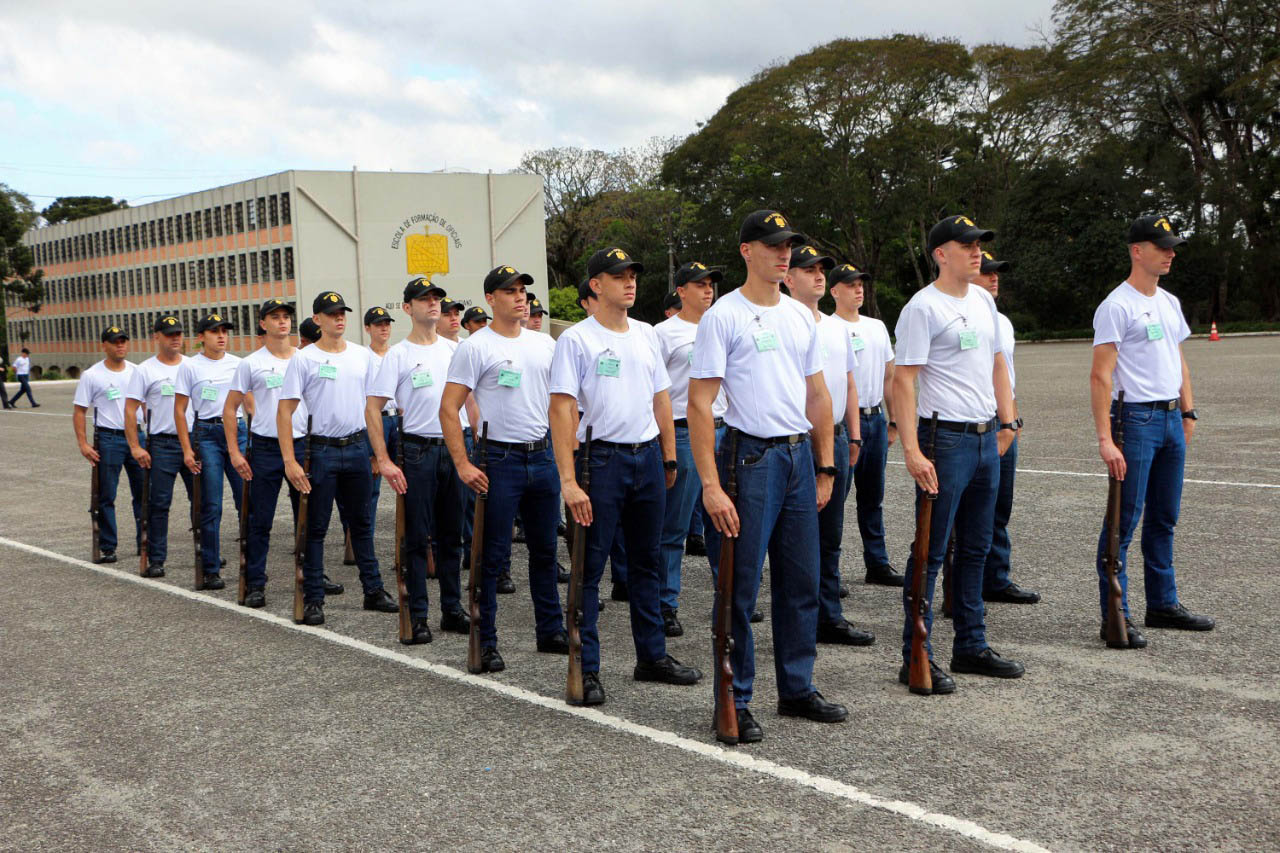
268;194;279;227
284;246;294;279
246;198;258;230
234;201;244;233
206;258;216;288
248;252;258;282
149;221;157;247
239;254;247;284
227;255;237;287
179;263;187;290
166;217;174;244
203;209;213;238
260;250;271;281
144;267;151;294
214;207;223;237
280;191;291;225
240;304;251;333
217;256;226;286
197;261;205;289
223;204;233;236
256;197;266;230
184;212;193;242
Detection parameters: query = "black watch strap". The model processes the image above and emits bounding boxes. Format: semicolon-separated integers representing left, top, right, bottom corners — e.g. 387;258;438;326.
663;459;678;470
817;465;839;477
1181;409;1198;420
850;438;863;447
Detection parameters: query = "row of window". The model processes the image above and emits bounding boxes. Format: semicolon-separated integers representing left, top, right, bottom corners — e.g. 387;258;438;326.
31;192;292;266
7;303;294;349
29;248;294;306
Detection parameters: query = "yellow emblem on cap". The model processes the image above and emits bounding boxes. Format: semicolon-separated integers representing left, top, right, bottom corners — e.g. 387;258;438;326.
273;299;282;305
165;317;176;325
375;308;384;315
956;216;975;227
502;266;515;275
1155;217;1172;232
608;248;628;260
803;246;817;256
691;262;705;270
983;251;994;260
109;327;118;333
765;213;787;228
327;293;339;303
211;314;221;322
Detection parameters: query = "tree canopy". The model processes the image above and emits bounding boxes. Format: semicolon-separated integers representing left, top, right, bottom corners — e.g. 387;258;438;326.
41;195;128;224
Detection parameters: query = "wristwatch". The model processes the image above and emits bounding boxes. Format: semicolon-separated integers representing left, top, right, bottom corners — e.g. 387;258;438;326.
1181;409;1198;420
1014;417;1024;430
999;422;1017;432
817;465;839;477
663;459;678;471
888;421;897;428
850;438;864;448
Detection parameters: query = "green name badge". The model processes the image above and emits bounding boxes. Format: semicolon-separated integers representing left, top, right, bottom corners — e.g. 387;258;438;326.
317;364;338;380
958;329;979;351
753;328;779;352
686;348;695;365
596;356;621;377
105;387;122;401
200;386;219;401
497;367;522;388
264;373;283;389
160;382;175;397
1146;322;1164;341
850;334;866;352
411;369;433;389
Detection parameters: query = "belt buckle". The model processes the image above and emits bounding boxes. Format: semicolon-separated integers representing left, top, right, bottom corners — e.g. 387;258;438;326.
788;433;802;445
974;421;989;434
1164;400;1177;411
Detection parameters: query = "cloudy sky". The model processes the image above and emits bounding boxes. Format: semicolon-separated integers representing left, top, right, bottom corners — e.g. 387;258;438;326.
1;1;1055;206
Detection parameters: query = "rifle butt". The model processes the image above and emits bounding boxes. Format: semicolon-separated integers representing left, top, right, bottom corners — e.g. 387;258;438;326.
293;494;307;623
712;536;738;744
466;495;486;673
192;471;204;590
1103;477;1128;647
237;478;249;605
565;521;586;704
138;473;150;576
907;494;935;695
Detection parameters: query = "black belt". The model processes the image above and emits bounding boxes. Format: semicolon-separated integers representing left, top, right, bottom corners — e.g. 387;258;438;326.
593;438;657;452
94;426;127;436
833;422;846;437
382;410;398;419
488;437;550;452
934;417;998;434
309;430;368;448
249;432;287;444
731;428;808;446
859;404;883;416
403;433;447;447
151;432;180;441
196;416;242;426
1120;398;1178;411
672;417;725;429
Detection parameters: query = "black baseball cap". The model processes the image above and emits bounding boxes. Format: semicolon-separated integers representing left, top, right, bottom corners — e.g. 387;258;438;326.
484;264;534;294
299;317;321;343
101;325;129;343
587;247;644;279
927;215;995;253
312;291;352;315
790;244;835;270
829;263;871;285
154;315;183;334
577;276;595;304
674;261;723;287
258;297;295;320
363;306;395;325
440;297;462;314
404;276;447;302
462;306;490;325
738;210;807;246
196;312;235;333
980;251;1011;274
1127;215;1186;248
662;292;682;312
528;294;546;316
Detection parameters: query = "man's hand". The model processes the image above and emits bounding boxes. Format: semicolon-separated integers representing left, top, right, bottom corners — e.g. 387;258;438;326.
79;442;99;465
816;471;834;510
285;459;310;494
183;450;201;475
131;446;152;469
456;460;488;495
1182;417;1195;445
849;443;860;467
887;422;898;447
370;456;380;477
905;448;938;494
702;483;739;538
230;450;252;481
563;480;592;527
997;428;1015;457
1099;438;1126;481
665;466;677;489
380;458;407;495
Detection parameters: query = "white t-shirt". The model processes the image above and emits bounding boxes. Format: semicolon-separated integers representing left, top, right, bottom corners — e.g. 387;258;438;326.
368;349;397;414
369;337;457;439
550;316;671;443
447;326;555;443
73;360;138;431
13;356;30;376
834;314;893;408
175;351;243;421
233;347;308;439
126;355;193;436
1092;282;1190;402
817;313;858;424
996;312;1016;393
691;289;822;438
894;283;1006;422
281;342;375;438
654;314;728;421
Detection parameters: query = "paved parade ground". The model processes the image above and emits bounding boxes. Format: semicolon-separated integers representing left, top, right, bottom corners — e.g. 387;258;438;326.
1;337;1277;851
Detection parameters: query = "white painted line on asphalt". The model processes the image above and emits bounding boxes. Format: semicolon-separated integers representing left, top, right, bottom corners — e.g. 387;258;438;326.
1;534;1049;853
887;460;1280;489
0;409;70;417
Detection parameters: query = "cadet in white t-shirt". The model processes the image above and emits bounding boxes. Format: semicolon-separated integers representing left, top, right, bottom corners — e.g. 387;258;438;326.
653;261;729;637
125;315;194;577
689;211;846;744
174;312;245;590
1089;215;1212;644
550;247;697;706
442;265;568;675
73;325;144;564
891;215;1022;693
829;263;903;587
10;349;37;406
279;290;399;627
784;245;875;648
367;278;470;645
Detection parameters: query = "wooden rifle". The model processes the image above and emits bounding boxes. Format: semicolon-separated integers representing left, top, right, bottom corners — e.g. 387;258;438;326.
393;439;412;642
466;422;489;673
293;416;311;623
907;412;939;695
90;410;101;564
139;411;151;576
237;436;251;604
565;426;592;703
712;430;740;744
192;433;204;589
1103;391;1128;647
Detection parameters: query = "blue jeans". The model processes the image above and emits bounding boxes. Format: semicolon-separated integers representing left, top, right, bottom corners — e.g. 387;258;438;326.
659;426;700;611
852;411;891;569
304;437;384;603
367;413;400;527
1095;403;1184;617
403;439;463;618
244;435;301;590
10;375;36;406
579;440;667;672
194;420;247;576
477;443;565;646
983;435;1017;593
704;433;820;707
145;434;194;565
817;428;852;625
900;425;999;661
94;429;146;554
462;428;474;555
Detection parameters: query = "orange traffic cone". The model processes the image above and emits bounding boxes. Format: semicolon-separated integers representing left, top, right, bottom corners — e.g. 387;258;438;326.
1209;322;1220;341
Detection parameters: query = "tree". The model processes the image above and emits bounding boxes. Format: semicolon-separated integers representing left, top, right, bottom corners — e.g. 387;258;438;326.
41;195;128;224
0;183;45;358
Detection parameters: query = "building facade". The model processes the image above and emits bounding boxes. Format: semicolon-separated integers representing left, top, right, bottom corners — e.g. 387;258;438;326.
8;169;546;375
